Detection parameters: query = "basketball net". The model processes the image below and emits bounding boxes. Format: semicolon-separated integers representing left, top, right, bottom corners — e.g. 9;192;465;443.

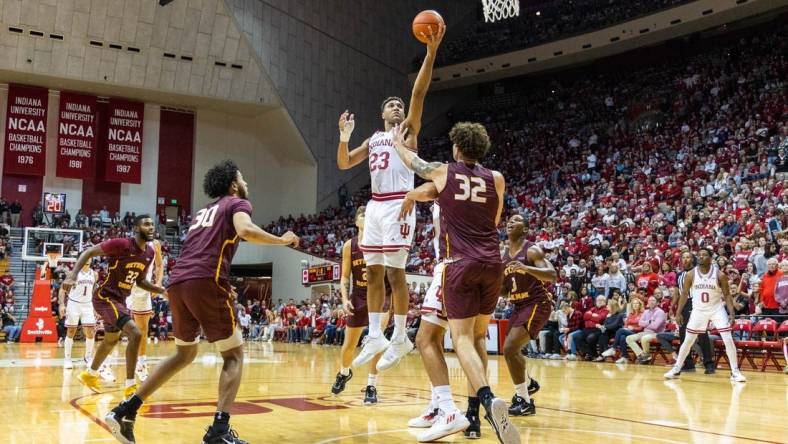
41;251;61;281
481;0;520;22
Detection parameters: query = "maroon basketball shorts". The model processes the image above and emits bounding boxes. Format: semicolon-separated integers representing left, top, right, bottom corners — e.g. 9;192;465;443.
443;259;504;319
168;279;236;343
346;290;392;328
508;299;552;337
93;291;131;332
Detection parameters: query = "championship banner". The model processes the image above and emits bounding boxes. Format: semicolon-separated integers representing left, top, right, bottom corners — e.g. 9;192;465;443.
105;98;144;183
56;92;97;178
3;84;48;176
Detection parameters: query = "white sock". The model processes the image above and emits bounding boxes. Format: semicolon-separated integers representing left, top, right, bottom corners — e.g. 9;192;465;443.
87;367;98;376
85;338;95;361
125;378;136;388
139;355;146;364
393;314;407;340
64;337;74;360
434;385;457;413
783;341;788;362
368;312;383;338
720;332;739;372
368;373;378;387
524;372;531;386
340;367;350;376
430;385;439;410
514;383;531;402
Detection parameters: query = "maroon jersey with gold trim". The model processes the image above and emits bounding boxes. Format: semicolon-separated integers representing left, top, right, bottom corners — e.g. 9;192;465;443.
349;236;367;296
503;241;550;305
437;162;500;263
95;237;155;301
169;195;252;287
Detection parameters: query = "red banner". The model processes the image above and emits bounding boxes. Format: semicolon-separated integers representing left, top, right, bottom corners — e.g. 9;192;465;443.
56;92;97;178
105;99;144;183
3;84;48;176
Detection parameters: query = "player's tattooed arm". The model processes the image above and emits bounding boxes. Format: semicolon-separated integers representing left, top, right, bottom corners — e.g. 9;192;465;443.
410;157;444;180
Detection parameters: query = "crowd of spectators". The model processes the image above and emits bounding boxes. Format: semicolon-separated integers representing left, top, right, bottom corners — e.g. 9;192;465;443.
415;0;694;69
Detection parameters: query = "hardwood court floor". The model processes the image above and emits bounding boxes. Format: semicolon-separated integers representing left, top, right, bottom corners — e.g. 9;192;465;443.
1;340;786;444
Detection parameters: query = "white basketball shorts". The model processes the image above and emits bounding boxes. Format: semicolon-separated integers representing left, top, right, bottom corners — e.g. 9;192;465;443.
421;261;448;329
686;304;732;335
65;301;96;327
126;286;153;315
360;196;416;269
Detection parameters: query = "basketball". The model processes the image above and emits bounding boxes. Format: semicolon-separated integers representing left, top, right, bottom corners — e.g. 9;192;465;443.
412;10;444;43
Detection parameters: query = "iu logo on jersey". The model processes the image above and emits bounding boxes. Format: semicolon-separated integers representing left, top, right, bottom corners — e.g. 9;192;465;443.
399;224;410;239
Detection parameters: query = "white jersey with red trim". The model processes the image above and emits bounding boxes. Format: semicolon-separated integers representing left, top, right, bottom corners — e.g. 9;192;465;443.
690;266;723;312
68;269;96;304
368;129;413;198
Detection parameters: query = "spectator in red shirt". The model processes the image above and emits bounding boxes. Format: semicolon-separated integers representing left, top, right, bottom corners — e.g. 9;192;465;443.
636;262;660;296
574;295;610;360
758;258;783;322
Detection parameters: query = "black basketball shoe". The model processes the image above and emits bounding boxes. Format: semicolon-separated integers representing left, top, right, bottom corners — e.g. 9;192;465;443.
527;378;540;396
105;409;136;444
508;395;535;416
363;385;378;405
202;426;248;444
331;369;353;395
463;409;481;439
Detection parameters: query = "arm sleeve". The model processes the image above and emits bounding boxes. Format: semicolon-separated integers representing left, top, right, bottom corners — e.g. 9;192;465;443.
99;238;128;257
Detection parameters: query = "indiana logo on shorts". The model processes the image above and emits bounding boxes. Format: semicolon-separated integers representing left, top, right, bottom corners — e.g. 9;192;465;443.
400;224;410;239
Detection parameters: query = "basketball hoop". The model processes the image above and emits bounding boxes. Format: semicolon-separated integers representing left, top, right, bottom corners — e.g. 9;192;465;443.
45;251;61;269
481;0;520;22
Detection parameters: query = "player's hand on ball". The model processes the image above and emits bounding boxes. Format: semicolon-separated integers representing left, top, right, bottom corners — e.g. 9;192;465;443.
339;110;355;142
422;22;446;53
282;231;300;247
399;198;415;221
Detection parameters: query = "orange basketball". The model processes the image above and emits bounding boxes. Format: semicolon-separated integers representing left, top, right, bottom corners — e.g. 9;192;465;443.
412;10;444;43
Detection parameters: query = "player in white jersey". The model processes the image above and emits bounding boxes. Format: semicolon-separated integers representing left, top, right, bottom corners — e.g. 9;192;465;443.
58;263;97;369
125;239;163;381
665;247;746;382
337;23;445;371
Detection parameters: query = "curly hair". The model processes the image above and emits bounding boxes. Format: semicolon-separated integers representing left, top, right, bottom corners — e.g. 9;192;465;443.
449;122;491;162
381;96;404;112
203;159;240;199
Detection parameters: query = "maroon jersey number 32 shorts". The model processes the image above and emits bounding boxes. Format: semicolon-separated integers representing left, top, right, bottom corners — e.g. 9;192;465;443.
168;279;236;344
443;259;504;319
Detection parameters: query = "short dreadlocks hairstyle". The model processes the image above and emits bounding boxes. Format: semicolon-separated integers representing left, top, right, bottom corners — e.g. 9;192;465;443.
381;96;405;112
449;122;491;162
203;160;239;199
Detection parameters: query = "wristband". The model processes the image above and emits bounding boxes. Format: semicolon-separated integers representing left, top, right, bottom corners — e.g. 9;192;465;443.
340;133;351;143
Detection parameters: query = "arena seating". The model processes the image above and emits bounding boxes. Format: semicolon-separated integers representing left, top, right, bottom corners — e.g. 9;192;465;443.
416;0;695;69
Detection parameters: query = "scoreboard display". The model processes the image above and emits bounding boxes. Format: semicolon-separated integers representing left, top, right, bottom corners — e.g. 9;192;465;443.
43;192;67;214
302;264;340;285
